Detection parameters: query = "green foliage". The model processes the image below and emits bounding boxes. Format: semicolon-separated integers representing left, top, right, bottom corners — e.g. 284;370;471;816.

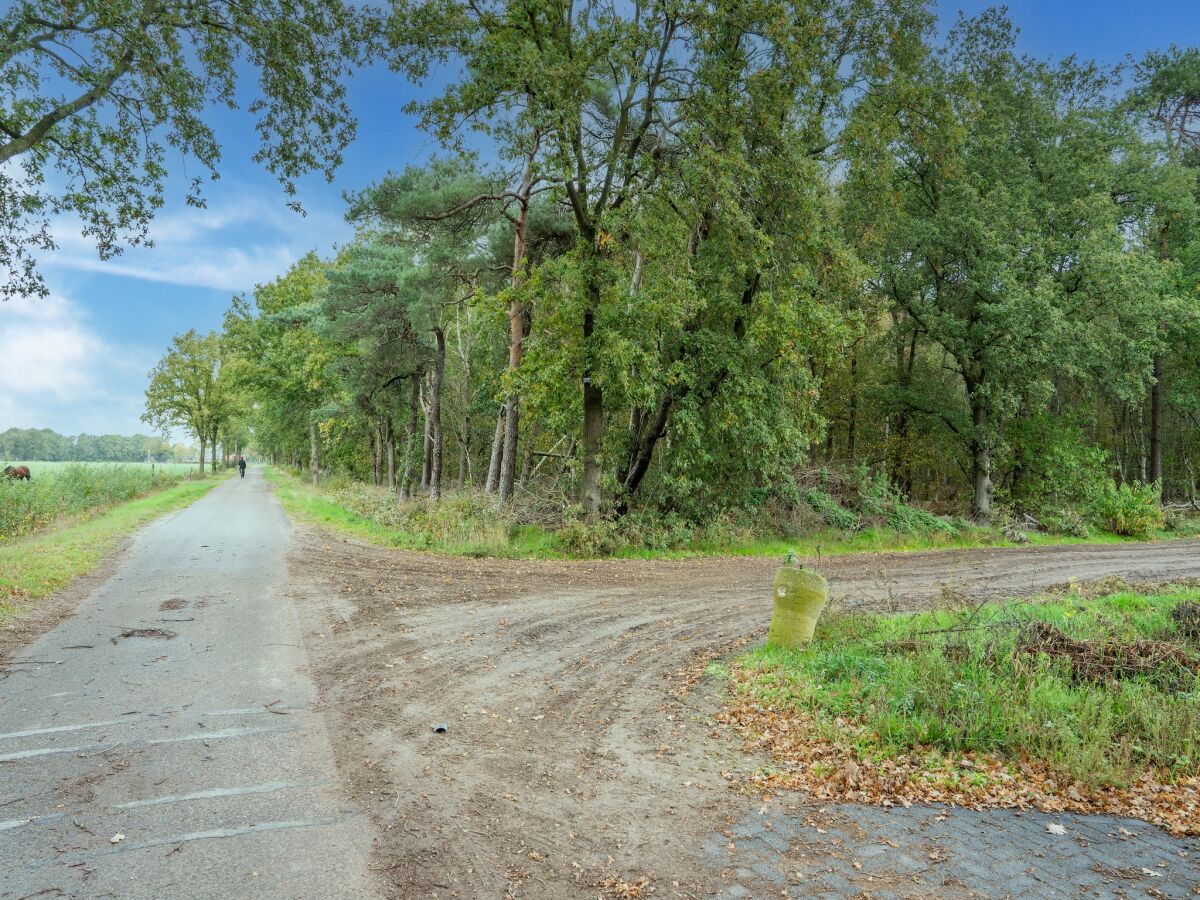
1005;416;1111;511
802;489;860;532
852;468;960;535
1091;482;1166;537
1039;508;1091;538
0;0;374;298
739;589;1200;787
0;463;197;541
322;479;517;552
142;330;235;472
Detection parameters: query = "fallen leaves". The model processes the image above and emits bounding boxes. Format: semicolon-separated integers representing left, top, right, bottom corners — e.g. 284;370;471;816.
596;874;653;898
715;666;1200;836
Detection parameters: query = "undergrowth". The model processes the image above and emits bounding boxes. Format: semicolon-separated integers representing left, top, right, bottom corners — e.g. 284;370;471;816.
267;467;1183;560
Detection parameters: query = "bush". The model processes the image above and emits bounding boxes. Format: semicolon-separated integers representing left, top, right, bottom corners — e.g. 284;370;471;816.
803;488;860;531
1091;482;1164;538
324;482;517;551
850;467;959;535
556;517;623;557
1039;508;1090;537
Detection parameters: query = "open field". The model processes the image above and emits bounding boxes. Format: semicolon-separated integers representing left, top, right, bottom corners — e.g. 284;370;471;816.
5;460;202;476
0;461;214;542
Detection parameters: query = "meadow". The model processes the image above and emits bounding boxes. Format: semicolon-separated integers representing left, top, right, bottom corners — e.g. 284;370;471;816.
7;460;200;477
0;461;206;541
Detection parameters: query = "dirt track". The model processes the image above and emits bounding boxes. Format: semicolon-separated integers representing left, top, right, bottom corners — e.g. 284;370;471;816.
286;533;1200;898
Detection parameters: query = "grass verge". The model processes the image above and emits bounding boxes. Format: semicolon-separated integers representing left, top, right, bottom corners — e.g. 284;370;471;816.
0;474;226;618
265;467;1189;561
717;586;1200;834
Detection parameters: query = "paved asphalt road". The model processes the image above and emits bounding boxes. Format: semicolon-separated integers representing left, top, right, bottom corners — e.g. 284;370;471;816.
0;467;376;899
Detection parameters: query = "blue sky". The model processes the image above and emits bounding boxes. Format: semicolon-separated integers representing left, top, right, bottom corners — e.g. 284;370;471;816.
2;0;1198;437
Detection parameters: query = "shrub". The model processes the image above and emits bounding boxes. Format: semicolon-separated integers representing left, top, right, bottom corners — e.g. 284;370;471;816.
849;467;959;535
1039;508;1090;538
556;518;623;557
1091;482;1164;538
324;482;516;551
802;489;860;532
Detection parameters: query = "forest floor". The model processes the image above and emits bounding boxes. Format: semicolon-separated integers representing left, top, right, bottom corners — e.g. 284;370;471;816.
286;528;1200;898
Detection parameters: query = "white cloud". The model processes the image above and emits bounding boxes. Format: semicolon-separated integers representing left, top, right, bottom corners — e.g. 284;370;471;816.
42;190;351;292
51;244;300;293
0;295;104;401
0;295;156;435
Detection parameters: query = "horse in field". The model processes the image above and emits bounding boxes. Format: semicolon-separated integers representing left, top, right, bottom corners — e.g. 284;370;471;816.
3;465;31;480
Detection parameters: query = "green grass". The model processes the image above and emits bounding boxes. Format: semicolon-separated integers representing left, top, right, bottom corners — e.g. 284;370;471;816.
737;588;1200;787
265;466;1187;561
0;474;226;617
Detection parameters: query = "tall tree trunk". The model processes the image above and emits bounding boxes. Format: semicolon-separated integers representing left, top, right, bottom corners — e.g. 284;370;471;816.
399;377;419;502
429;329;446;502
581;274;604;519
485;407;505;494
309;421;320;486
847;349;858;461
969;400;991;522
1150;352;1165;490
616;392;672;514
371;421;381;486
889;327;918;494
385;417;396;490
210;427;217;474
197;434;206;476
1150;219;1169;497
421;374;432;490
498;149;536;503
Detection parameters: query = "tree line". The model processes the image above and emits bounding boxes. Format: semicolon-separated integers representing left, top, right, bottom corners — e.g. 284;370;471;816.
63;1;1195;524
0;428;195;463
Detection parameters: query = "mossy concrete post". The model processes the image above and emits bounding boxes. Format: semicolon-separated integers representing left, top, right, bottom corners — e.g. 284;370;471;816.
767;552;830;649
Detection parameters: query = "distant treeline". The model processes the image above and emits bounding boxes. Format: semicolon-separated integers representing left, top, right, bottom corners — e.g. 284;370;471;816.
0;428;197;463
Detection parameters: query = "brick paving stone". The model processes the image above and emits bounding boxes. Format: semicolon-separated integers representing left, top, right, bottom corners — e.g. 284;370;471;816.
709;800;1200;898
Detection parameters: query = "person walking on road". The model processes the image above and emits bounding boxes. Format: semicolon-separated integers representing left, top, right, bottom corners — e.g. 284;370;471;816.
238;455;247;478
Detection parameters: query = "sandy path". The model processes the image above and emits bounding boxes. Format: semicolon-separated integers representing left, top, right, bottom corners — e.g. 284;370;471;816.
286;531;1200;898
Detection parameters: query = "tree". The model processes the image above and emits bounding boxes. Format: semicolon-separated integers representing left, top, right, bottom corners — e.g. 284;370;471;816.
347;163;502;501
223;254;339;485
142;330;229;474
0;0;373;299
1129;47;1200;496
318;242;430;500
844;11;1158;521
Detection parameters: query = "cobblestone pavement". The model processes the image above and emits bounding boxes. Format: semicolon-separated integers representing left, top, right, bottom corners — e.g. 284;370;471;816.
708;800;1200;899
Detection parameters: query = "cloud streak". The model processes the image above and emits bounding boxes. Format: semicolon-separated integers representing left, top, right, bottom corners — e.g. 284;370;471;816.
41;188;352;293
